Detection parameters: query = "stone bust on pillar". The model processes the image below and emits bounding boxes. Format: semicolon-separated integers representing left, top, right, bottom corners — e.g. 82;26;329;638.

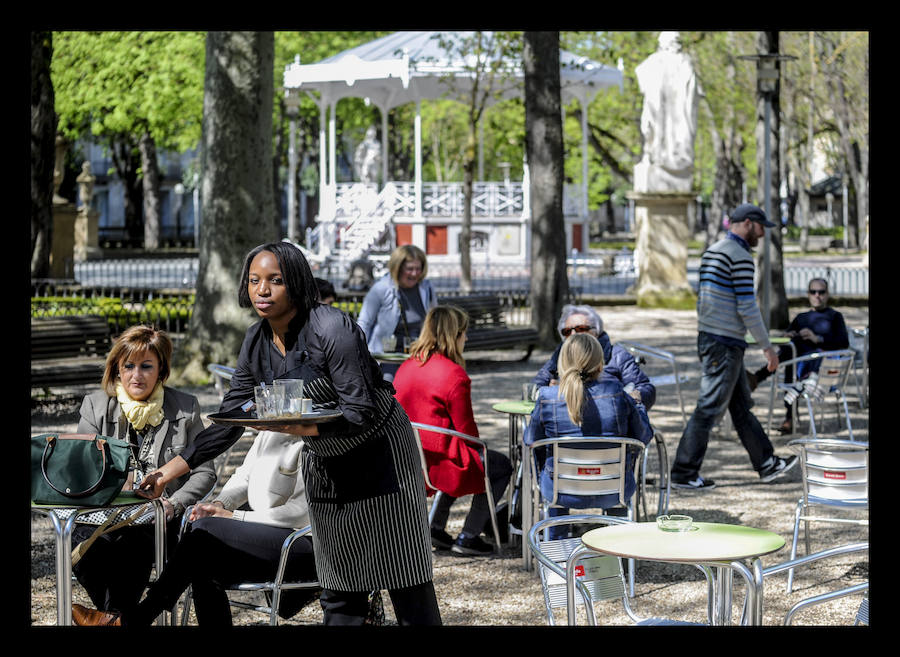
628;31;699;308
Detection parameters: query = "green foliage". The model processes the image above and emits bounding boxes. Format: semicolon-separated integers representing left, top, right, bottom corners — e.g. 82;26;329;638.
52;31;205;153
32;295;195;332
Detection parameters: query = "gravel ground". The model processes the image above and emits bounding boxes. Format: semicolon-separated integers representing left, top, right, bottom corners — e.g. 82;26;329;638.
30;305;870;627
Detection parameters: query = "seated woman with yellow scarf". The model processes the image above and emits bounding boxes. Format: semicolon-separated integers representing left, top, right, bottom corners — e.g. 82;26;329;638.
72;324;216;621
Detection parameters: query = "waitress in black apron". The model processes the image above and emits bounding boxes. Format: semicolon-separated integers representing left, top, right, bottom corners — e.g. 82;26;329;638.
139;241;441;625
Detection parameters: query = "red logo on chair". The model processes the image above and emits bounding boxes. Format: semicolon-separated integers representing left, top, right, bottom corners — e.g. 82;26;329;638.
578;467;602;475
574;564;585;578
823;470;847;480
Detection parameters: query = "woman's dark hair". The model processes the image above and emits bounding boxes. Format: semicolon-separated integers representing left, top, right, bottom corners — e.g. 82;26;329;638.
238;242;319;315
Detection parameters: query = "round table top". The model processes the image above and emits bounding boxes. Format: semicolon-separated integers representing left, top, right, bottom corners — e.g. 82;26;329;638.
745;333;792;345
492;400;535;415
372;352;410;363
581;521;785;564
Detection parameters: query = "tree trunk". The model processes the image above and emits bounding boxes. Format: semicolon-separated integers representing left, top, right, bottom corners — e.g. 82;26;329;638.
173;31;276;384
109;137;144;246
139;131;162;250
31;31;56;279
754;31;789;330
524;32;568;349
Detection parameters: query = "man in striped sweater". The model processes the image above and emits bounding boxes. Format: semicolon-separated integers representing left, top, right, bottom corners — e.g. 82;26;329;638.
671;203;798;490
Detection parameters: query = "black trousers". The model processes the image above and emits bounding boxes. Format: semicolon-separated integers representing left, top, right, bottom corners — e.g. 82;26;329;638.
320;581;442;626
429;448;512;537
124;516;319;626
72;519;180;616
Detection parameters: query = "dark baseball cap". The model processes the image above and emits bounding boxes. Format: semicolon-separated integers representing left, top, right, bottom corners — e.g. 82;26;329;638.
731;203;776;227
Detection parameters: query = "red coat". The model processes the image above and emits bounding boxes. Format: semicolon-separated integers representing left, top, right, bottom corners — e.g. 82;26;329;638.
393;352;486;498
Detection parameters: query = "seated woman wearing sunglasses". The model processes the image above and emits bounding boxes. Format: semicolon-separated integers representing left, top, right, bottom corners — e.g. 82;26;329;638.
532;304;656;409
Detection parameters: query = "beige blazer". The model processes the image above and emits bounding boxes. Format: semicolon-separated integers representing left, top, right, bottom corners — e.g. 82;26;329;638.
77;387;216;512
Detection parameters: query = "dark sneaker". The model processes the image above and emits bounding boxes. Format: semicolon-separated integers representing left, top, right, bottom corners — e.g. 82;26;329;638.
451;534;494;556
430;527;454;550
746;369;759;392
759;455;799;482
671;476;716;490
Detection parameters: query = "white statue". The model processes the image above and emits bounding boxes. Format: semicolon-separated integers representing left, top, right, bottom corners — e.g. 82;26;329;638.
76;161;94;210
633;32;699;193
354;125;382;184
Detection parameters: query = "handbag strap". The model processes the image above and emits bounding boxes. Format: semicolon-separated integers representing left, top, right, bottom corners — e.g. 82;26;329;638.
70;503;149;566
41;435;110;499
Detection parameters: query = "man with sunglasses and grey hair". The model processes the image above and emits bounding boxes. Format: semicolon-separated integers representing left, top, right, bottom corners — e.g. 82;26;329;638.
746;277;849;434
532;304;656;408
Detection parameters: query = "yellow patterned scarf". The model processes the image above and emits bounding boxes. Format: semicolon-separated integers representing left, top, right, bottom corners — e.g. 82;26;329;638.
116;381;165;431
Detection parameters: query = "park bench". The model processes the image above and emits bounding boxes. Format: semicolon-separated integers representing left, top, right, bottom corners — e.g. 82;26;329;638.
30;315;111;389
438;294;539;361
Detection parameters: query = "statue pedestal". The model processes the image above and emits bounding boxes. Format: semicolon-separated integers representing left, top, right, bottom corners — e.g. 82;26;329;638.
74;208;101;262
627;191;697;308
50;201;78;279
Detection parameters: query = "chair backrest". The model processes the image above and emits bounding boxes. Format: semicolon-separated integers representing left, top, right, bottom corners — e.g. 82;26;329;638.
207;363;236;401
527;514;635;626
788;438;868;505
529;436;646;510
408;421;488;493
810;349;855;396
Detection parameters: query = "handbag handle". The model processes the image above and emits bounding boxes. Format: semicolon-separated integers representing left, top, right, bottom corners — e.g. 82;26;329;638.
41;434;110;499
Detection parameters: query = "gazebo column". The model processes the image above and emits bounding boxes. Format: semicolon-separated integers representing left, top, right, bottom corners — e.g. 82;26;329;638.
317;100;328;256
414;98;423;218
381;105;389;186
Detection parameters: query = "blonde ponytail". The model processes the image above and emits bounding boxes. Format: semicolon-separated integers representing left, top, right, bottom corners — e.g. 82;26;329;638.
557;333;604;425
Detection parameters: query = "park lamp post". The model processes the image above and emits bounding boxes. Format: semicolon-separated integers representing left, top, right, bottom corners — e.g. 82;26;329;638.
738;51;796;329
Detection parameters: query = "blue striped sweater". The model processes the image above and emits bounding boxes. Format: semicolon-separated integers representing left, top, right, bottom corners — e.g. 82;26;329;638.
696;234;771;350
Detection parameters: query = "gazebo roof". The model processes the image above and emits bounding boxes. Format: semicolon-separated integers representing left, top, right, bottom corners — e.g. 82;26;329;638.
283;31;623;109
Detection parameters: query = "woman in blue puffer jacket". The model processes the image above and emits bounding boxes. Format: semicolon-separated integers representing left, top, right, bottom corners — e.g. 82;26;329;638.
525;333;654;539
532;304;656;409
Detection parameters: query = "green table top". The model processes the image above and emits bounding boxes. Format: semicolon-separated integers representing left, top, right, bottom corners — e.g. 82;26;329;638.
745;333;792;345
581;521;785;564
372;352;410;363
492;400;536;415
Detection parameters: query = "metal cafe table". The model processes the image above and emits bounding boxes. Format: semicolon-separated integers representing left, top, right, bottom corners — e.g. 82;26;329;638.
492;399;535;565
32;494;168;626
573;521;785;625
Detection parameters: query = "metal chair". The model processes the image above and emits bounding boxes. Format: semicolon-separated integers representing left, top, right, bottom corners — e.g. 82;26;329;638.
765;349;857;440
527;514;710;626
850;326;869;409
207;363;256;482
409;422;504;553
785;438;868;593
636;430;670;522
745;542;868;625
526;435;647;594
617;341;690;429
176;510;320;626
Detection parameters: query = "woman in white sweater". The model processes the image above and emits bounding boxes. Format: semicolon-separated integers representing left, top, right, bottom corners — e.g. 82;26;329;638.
72;431;320;626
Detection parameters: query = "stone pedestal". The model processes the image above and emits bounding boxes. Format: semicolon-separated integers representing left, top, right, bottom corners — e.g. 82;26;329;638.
627;191;697;308
74;208;101;262
50;201;77;279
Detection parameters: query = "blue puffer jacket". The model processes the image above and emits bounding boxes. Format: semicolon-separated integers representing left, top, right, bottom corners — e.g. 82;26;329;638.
524;377;653;510
532;332;657;409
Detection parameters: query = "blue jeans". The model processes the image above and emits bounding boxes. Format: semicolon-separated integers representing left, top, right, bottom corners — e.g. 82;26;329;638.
672;332;775;481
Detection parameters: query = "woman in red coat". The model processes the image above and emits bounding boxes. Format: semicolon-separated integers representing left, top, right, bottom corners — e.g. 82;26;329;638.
393;305;512;556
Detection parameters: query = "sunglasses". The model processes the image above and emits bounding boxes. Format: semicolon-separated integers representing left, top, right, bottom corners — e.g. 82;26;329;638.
808;289;828;296
561;325;593;337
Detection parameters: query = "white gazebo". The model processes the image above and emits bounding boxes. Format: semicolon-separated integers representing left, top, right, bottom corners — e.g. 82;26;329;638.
282;31;623;265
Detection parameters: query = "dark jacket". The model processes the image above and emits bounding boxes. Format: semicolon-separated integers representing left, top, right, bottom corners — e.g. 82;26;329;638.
180;304;390;469
532;332;657;409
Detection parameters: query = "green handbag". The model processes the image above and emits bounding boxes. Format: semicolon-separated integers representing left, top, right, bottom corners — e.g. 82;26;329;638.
31;433;131;507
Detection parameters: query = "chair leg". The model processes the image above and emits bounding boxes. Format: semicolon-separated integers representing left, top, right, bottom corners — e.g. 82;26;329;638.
427;491;442;526
787;501;804;593
838;392;855;441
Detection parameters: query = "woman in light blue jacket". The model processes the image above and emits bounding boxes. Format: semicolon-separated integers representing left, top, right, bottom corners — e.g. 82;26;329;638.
357;245;437;378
